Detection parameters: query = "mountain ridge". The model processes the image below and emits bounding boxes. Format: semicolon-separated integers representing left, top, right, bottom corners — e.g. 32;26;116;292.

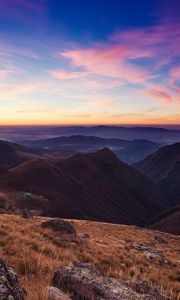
134;142;180;206
2;147;164;226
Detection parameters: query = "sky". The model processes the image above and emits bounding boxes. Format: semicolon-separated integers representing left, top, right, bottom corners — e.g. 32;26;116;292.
0;0;180;125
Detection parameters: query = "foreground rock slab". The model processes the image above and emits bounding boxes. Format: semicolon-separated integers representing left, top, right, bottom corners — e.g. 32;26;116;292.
52;266;166;300
45;286;72;300
0;259;25;300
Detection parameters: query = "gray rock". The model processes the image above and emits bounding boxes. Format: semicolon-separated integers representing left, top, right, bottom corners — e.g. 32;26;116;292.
154;235;167;244
125;281;168;299
0;259;26;300
22;208;33;219
41;219;76;235
128;242;164;262
80;233;90;239
52;266;165;300
45;286;72;300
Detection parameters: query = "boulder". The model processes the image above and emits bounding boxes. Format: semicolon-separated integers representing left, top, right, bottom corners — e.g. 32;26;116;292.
52;266;165;300
44;286;72;300
0;259;26;300
41;219;76;235
22;208;33;219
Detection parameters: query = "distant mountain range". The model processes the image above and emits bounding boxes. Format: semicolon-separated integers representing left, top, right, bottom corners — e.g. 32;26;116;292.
0;125;180;142
134;142;180;206
20;135;161;164
0;147;164;226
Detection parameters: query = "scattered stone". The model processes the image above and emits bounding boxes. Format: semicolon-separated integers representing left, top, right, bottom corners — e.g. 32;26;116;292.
80;233;90;239
79;233;90;245
0;259;26;300
52;266;165;300
154;235;167;244
22;208;33;219
128;242;164;262
44;286;72;300
41;218;76;235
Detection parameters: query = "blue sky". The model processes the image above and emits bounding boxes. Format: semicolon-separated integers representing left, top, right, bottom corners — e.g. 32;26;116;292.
0;0;179;125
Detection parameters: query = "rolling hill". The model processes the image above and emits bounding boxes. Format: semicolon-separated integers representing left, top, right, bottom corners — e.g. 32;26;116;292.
3;148;164;226
134;142;180;206
20;135;161;164
0;139;37;168
0;139;66;169
148;206;180;235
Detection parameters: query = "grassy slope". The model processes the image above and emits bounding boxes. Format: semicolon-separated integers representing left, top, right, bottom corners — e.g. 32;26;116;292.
0;214;179;299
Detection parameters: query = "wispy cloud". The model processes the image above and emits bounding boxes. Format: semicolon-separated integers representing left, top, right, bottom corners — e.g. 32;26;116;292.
0;0;45;14
48;20;179;107
0;85;37;99
59;45;151;83
143;88;173;103
48;70;88;80
0;41;39;59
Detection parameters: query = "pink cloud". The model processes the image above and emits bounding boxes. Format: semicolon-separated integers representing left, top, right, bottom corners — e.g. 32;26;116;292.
48;70;88;80
112;22;180;66
168;66;180;96
57;21;180;83
143;88;173;103
52;21;179;88
48;20;179;106
60;45;151;83
170;66;180;81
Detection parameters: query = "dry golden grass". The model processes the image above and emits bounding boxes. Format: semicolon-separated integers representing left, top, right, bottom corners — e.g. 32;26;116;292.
0;214;179;300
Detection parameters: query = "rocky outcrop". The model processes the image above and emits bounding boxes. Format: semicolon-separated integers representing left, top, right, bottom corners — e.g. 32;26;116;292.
0;259;26;300
41;219;76;235
52;266;166;300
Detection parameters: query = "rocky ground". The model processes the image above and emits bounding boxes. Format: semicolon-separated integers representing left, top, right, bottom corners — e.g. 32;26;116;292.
0;214;179;299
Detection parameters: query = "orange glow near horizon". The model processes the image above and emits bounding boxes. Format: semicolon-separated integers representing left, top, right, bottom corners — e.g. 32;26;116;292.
0;114;180;126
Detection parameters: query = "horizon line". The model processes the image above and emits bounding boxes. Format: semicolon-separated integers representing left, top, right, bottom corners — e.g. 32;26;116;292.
0;124;180;128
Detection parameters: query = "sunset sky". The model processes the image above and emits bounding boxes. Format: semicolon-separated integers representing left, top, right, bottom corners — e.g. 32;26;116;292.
0;0;180;125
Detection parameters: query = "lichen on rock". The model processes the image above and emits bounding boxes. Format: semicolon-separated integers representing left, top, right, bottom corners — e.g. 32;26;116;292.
0;259;26;300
